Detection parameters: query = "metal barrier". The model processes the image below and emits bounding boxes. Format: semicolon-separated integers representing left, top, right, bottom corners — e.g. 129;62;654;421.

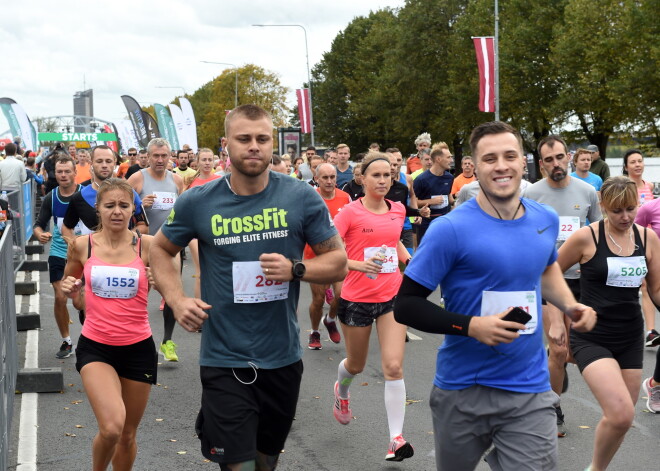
1;180;35;273
0;221;18;471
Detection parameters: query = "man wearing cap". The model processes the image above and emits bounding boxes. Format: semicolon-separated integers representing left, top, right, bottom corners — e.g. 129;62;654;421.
586;144;610;182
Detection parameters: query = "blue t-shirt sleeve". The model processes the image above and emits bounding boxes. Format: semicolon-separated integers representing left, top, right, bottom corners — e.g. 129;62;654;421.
405;216;457;291
132;190;143;215
160;189;196;247
303;185;338;246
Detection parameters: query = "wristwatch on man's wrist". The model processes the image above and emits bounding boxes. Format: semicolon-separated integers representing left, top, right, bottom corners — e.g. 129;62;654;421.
290;259;306;280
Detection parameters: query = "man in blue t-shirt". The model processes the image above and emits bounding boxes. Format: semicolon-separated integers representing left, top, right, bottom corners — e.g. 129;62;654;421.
412;143;454;244
395;121;596;471
151;104;347;471
571;147;603;191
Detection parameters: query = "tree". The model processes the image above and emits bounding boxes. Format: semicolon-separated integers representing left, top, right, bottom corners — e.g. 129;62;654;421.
550;0;640;158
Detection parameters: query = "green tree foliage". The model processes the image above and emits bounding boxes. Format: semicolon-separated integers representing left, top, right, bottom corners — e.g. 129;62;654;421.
156;64;289;150
550;0;641;158
311;0;657;161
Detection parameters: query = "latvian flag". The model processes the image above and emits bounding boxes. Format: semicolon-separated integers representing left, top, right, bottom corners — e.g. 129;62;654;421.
472;37;495;113
296;88;312;134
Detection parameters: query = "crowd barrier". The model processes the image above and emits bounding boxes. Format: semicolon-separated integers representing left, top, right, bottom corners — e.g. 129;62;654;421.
0;221;18;471
2;181;35;274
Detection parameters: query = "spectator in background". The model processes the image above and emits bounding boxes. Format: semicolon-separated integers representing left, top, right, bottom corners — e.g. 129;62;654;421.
405;132;431;175
622;149;654;205
75;149;92;185
125;149;149;180
335;144;354;188
450;156;476;198
298;146;316;181
586;144;610;182
571;148;603;191
117;148;138;178
292;156;304;179
0;142;27;189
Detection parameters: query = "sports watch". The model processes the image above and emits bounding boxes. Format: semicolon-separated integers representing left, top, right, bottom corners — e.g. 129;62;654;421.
290;259;306;280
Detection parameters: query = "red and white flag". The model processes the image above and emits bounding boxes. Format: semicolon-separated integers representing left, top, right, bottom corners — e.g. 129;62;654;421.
296;88;312;134
473;37;495;113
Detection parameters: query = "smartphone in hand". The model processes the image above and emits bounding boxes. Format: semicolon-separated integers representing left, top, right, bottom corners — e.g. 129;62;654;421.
502;307;532;332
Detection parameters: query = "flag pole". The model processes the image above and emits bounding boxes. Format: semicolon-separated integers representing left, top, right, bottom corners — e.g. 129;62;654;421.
494;0;500;121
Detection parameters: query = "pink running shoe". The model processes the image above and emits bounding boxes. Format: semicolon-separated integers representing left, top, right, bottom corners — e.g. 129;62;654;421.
325;288;334;305
385;434;414;461
323;315;341;344
333;381;352;425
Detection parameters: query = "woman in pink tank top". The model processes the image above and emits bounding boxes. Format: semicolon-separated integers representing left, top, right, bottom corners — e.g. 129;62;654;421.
61;178;156;470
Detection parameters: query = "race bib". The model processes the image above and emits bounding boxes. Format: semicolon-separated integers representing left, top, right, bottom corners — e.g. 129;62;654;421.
232;261;290;303
152;191;177;211
557;216;580;241
430;195;449;210
364;246;398;274
57;217;93;235
606;256;647;288
481;290;538;335
90;265;140;299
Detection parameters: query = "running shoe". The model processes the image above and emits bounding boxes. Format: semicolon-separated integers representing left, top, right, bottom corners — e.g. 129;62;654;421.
323;316;341;344
333;381;352;425
645;329;660;347
308;331;322;350
55;341;73;359
643;377;660;413
160;340;179;362
385;434;414;461
555;405;567;437
325;287;335;305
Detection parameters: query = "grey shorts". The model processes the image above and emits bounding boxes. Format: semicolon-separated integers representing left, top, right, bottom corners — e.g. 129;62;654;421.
430;385;558;471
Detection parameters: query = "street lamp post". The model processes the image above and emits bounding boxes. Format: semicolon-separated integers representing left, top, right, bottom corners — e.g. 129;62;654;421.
155;86;187;96
252;24;315;147
200;61;238;109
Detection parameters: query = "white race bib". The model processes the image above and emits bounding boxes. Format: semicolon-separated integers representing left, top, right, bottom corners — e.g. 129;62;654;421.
364;246;398;274
232;261;290;303
606;256;647;288
91;265;140;299
481;290;538;335
430;194;449;210
152;191;177;211
56;218;92;235
557;216;580;241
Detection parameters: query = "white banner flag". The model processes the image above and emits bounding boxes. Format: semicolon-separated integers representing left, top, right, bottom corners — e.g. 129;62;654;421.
179;98;198;153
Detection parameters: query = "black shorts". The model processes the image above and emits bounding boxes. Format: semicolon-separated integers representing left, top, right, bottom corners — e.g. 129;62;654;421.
75;334;158;384
196;360;303;464
337;297;395;327
570;330;644;372
48;256;66;283
542;278;581;305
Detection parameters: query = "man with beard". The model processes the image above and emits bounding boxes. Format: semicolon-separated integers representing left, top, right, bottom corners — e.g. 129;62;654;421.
33;155;83;358
150;104;347;471
523;135;601;437
125;149;149;180
174;149;197;181
62;146;148;241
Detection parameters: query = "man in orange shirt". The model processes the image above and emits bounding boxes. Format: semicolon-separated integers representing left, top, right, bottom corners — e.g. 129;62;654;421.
305;163;351;349
450;156;476;198
405;132;431;175
116;147;138;178
74;149;92;184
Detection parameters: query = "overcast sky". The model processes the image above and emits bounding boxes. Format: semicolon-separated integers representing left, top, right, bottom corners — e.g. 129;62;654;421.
0;0;405;134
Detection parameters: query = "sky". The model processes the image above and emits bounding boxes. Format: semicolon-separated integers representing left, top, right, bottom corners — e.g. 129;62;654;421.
0;0;406;135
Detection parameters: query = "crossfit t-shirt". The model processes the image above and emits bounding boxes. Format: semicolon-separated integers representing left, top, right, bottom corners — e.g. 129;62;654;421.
161;173;337;369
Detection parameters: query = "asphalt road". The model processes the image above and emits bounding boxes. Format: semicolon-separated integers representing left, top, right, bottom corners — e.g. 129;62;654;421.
8;252;660;470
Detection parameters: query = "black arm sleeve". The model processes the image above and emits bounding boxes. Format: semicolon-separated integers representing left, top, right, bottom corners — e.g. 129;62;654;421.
63;193;81;229
404;203;420;218
394;275;472;336
34;191;53;231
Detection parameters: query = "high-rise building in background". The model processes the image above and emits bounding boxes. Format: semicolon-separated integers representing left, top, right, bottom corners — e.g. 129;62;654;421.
73;89;93;132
